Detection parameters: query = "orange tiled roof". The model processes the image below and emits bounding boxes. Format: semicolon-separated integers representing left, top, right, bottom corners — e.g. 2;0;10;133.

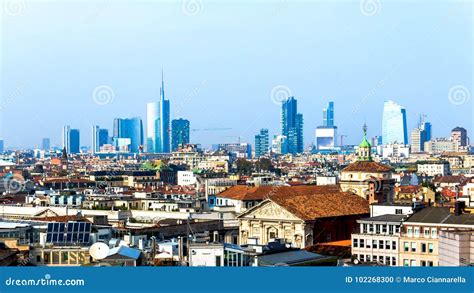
342;161;393;172
218;185;341;201
270;191;369;220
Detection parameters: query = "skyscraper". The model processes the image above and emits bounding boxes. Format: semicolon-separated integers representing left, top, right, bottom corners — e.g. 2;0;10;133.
92;126;109;154
382;100;408;145
281;97;304;154
62;126;80;154
255;128;269;158
147;71;171;153
42;138;50;151
451;127;468;151
113;118;144;153
171;118;190;151
316;101;337;150
0;140;4;153
323;101;334;127
410;115;431;153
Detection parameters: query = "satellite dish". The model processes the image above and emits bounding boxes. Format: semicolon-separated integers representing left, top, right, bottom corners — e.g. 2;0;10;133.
89;242;110;260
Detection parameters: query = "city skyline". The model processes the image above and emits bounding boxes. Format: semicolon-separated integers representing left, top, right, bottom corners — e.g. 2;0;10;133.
1;1;472;149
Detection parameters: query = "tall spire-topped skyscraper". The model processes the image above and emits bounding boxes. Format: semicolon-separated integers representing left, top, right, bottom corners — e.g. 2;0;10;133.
147;70;171;153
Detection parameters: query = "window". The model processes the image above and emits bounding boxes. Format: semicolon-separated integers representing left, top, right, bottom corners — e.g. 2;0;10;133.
366;255;371;261
410;260;416;266
431;228;437;238
385;256;390;265
404;242;409;252
421;243;427;253
414;227;420;237
395;209;403;215
421;261;426;267
403;259;409;267
389;225;394;235
407;227;413;237
215;256;222;267
360;255;365;262
385;240;390;250
372;239;377;249
428;261;434;266
353;238;358;248
411;242;416;252
368;224;374;233
392;257;396;266
360;239;365;248
363;224;368;234
392;241;397;250
379;240;384;249
428;243;434;253
375;224;380;234
381;225;387;234
424;228;430;238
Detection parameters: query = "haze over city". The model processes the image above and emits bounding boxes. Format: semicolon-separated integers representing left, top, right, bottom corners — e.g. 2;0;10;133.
1;0;472;149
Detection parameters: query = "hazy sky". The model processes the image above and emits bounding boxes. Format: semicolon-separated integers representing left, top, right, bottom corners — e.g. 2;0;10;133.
1;0;472;149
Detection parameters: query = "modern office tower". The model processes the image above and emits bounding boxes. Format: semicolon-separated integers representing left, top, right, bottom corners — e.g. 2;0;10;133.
42;138;50;150
451;127;468;151
323;101;334;127
62;126;80;154
410;128;426;153
410;115;430;153
281;97;304;154
171;118;190;151
113;118;144;153
316;101;337;151
382;100;408;145
92;126;109;154
254;128;269;158
147;71;171;153
0;140;3;153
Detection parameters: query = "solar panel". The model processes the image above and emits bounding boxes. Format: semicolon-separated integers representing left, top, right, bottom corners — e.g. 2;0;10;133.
46;221;92;244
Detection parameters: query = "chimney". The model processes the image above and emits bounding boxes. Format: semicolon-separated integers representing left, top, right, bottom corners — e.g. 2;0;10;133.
454;201;465;216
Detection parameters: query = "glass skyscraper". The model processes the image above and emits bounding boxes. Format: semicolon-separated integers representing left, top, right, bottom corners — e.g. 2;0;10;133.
42;138;50;151
62;126;80;154
254;128;269;158
323;101;334;127
171;118;190;151
92;126;109;153
113;118;144;153
147;71;171;153
281;97;303;154
382;100;408;145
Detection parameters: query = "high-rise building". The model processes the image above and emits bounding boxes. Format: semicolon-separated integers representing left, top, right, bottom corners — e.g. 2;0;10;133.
272;134;288;155
451;127;468;151
0;140;3;153
42;138;50;151
171;118;190;151
316;101;337;150
323;101;334;127
281;97;303;154
382;100;408;145
113;118;143;153
410;115;430;153
92;126;110;154
147;71;171;153
62;126;80;154
254;128;269;158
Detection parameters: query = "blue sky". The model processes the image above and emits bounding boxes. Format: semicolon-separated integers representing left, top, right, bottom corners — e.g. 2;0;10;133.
1;0;472;149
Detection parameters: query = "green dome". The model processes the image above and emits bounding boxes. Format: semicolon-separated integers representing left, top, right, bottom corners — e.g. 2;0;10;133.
359;138;371;148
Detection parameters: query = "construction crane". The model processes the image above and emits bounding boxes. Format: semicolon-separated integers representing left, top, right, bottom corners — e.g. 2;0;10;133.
190;128;232;132
225;136;243;144
340;135;348;147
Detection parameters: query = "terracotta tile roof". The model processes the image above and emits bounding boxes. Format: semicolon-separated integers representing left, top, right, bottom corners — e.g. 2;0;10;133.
217;185;341;201
433;175;468;185
270;191;369;221
36;216;92;223
342;161;393;172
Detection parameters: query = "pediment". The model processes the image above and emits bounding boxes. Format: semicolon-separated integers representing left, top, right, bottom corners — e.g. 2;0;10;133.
241;201;302;221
